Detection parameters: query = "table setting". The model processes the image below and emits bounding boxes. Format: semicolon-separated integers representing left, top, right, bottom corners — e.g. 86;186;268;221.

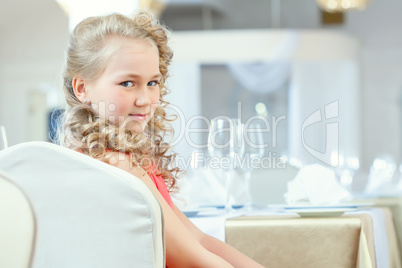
184;162;400;267
174;116;402;268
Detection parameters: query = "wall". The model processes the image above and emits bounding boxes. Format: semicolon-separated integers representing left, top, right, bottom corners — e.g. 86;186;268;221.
1;0;401;171
169;30;360;172
162;0;402;170
0;0;69;145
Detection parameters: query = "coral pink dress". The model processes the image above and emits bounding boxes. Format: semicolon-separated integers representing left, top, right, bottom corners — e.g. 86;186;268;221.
79;149;174;209
147;171;174;209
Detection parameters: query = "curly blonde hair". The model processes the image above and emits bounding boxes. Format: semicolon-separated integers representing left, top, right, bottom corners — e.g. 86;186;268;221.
59;11;181;192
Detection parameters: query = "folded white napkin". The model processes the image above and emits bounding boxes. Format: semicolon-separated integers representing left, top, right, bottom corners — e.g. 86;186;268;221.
285;164;351;205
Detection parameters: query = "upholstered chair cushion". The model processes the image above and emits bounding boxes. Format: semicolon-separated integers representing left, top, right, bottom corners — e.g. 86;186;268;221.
0;141;164;268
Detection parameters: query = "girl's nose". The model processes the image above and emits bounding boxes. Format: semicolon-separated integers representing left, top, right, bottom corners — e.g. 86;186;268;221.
134;87;152;107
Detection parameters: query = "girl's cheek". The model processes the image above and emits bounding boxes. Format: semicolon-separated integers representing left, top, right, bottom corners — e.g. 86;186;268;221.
150;103;158;116
111;96;130;113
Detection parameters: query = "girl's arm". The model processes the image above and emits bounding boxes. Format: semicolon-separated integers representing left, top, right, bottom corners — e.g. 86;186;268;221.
107;152;234;268
172;205;265;268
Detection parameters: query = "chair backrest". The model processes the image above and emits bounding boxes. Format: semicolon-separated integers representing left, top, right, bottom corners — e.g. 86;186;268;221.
0;141;164;268
0;171;36;268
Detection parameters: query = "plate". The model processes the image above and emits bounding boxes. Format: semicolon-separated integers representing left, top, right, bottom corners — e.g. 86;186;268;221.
182;207;221;217
183;210;200;217
201;204;244;210
286;208;356;217
282;203;373;210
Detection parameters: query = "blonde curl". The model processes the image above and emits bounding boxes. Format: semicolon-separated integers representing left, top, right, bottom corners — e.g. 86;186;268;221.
59;11;181;192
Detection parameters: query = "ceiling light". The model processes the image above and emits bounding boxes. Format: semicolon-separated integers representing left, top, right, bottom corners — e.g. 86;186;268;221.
317;0;370;12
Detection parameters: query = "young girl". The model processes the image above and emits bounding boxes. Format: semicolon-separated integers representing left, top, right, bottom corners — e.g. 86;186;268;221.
60;10;264;268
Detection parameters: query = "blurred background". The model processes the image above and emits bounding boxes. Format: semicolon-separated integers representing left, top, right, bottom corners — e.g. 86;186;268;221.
1;0;402;193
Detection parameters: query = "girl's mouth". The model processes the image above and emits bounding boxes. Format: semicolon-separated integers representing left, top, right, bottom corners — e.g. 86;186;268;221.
129;114;147;120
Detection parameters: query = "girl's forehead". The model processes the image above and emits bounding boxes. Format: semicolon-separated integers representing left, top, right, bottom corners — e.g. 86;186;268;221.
97;36;158;71
107;36;158;53
99;37;160;76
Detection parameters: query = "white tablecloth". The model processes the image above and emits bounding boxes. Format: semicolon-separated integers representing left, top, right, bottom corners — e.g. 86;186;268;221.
189;207;389;267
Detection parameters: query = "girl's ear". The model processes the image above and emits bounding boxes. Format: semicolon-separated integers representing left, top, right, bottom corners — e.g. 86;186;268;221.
72;77;88;103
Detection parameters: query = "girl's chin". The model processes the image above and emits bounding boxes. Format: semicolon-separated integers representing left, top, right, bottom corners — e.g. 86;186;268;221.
126;121;146;133
95;116;147;133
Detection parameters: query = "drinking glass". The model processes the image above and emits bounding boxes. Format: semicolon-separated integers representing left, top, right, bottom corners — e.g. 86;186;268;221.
208;117;243;212
0;126;8;151
341;156;360;191
242;120;265;210
336;153;360;192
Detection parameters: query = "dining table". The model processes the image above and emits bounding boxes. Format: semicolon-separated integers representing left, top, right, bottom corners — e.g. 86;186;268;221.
354;197;402;253
189;206;401;268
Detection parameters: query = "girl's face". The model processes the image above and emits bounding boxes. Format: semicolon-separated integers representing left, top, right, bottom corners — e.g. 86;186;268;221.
85;38;161;133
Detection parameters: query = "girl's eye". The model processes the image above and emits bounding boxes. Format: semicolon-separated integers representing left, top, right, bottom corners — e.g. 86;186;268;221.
121;81;134;87
148;80;160;87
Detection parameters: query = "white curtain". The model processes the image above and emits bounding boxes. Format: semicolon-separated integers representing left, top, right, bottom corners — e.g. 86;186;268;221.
288;61;360;167
226;31;299;94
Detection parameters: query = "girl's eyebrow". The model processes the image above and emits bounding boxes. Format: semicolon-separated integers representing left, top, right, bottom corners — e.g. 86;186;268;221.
117;73;162;79
152;73;163;79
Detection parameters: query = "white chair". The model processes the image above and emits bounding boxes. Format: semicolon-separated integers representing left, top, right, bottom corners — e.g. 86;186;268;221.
0;141;164;268
0;171;36;268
